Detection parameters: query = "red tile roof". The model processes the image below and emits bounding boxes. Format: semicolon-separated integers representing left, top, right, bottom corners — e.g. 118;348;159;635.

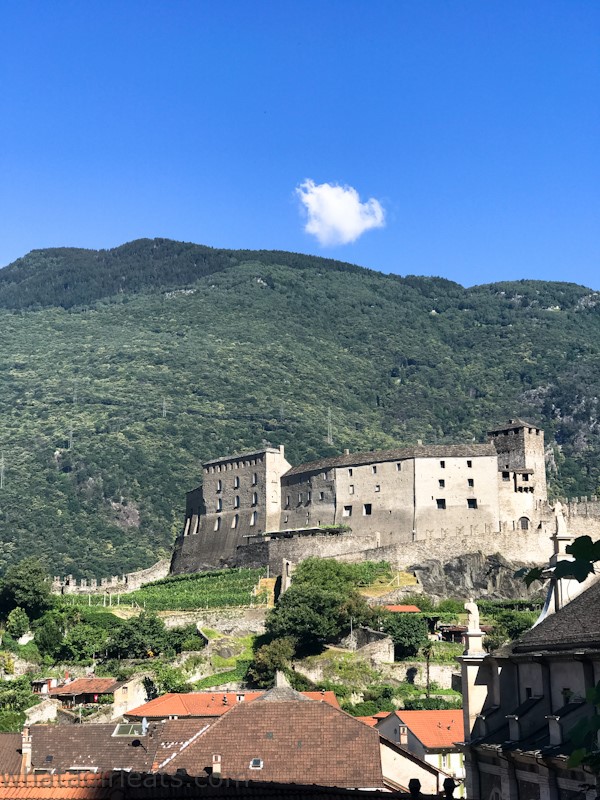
383;605;421;613
158;692;385;788
393;710;464;750
126;691;339;720
355;716;379;727
0;733;22;775
48;679;118;697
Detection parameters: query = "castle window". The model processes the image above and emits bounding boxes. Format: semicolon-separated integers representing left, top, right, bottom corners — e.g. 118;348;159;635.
298;493;303;505
519;516;530;530
234;496;240;509
468;478;474;488
319;492;324;501
234;476;240;489
397;462;402;471
348;468;353;477
252;472;258;485
217;498;223;512
522;473;529;481
216;480;222;493
231;514;239;528
372;465;377;474
284;515;288;524
252;492;258;507
349;485;355;495
439;479;445;488
250;511;257;527
467;460;472;468
343;505;352;517
363;503;372;516
286;495;290;508
440;461;445;468
502;471;510;481
375;484;380;492
214;517;221;532
307;491;311;503
467;499;478;509
436;499;446;510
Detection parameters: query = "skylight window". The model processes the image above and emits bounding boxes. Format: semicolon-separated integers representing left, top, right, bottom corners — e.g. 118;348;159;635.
249;758;263;770
113;723;144;737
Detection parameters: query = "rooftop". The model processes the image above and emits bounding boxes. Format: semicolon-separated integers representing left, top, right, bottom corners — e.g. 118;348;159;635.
284;443;496;478
487;418;541;434
203;447;284;467
383;605;421;613
48;678;119;697
391;710;464;750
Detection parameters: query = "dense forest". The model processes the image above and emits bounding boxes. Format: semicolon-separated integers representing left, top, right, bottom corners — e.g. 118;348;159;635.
0;238;599;578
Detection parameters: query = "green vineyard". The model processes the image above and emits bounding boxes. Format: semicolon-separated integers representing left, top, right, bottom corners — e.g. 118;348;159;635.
61;568;267;611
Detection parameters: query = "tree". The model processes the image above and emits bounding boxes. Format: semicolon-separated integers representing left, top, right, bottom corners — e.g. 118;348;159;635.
62;623;109;662
379;612;429;660
422;641;435;698
34;615;64;660
107;612;168;659
247;636;297;688
5;608;29;639
0;559;52;619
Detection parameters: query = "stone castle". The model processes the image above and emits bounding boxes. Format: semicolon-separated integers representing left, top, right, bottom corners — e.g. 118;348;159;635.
170;419;595;576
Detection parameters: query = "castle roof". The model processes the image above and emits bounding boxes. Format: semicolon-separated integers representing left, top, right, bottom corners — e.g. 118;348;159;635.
283;443;496;478
203;447;283;467
487;418;541;434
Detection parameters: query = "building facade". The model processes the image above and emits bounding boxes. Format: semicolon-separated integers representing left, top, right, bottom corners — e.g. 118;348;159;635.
171;419;548;574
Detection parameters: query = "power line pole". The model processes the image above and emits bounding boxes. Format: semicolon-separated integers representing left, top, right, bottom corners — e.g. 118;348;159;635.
162;398;167;418
326;407;333;446
0;451;5;489
69;426;74;451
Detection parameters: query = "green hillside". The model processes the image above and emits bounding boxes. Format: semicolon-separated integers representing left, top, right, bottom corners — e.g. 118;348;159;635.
0;239;599;578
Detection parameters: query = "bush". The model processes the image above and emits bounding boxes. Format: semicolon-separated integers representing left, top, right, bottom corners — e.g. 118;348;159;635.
380;612;429;659
6;608;30;639
247;636;297;688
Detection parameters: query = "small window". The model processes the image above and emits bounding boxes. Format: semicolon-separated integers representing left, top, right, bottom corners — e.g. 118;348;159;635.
519;516;530;530
522;473;529;482
468;478;474;488
217;498;223;512
216;480;222;493
250;511;257;527
441;754;448;769
439;479;445;488
502;471;510;481
467;498;478;509
349;484;355;495
286;495;290;508
319;491;324;501
249;758;263;770
231;514;239;529
372;465;377;474
214;517;221;531
252;492;258;506
234;495;240;509
375;484;380;492
525;687;533;699
467;460;472;468
440;460;445;468
283;515;288;523
252;472;258;485
436;499;446;510
396;462;402;471
363;503;372;516
348;468;353;477
343;505;352;517
298;493;303;505
307;491;311;503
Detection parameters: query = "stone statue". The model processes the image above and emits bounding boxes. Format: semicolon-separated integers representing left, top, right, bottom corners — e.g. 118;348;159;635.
464;598;480;632
553;501;568;535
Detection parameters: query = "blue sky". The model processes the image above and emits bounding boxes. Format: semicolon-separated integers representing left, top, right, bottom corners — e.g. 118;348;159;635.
0;1;598;288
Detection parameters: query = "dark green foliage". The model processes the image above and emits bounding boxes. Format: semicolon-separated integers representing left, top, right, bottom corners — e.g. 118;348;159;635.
106;612;167;659
246;636;297;688
1;242;600;577
0;676;38;731
379;612;429;659
5;607;29;638
402;697;462;710
0;559;52;619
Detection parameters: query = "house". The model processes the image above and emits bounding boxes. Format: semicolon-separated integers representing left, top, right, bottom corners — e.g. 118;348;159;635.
4;689;451;795
460;577;600;799
47;675;147;718
30;677;58;695
375;710;465;796
124;689;340;721
384;605;422;613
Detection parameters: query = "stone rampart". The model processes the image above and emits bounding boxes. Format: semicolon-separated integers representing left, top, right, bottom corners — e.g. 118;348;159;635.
52;559;170;596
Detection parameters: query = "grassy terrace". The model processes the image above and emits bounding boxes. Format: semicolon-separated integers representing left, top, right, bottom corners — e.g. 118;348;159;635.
61;568;267;611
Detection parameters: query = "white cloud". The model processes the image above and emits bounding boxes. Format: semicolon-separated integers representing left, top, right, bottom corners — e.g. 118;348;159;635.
295;179;385;246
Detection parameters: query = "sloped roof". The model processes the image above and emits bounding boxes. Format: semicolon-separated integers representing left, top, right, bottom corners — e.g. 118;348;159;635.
384;605;421;613
503;575;600;655
392;710;463;750
30;723;155;773
283;444;496;478
126;690;339;720
0;733;21;774
160;699;385;788
48;678;118;697
487;418;540;433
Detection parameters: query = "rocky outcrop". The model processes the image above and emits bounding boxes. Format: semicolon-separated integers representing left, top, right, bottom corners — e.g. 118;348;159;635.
409;552;545;600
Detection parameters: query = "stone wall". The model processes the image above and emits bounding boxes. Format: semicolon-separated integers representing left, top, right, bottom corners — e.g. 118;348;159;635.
340;627;395;665
52;559;170;596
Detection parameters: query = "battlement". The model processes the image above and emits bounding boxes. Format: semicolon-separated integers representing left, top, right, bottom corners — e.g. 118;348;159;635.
52;559;170;595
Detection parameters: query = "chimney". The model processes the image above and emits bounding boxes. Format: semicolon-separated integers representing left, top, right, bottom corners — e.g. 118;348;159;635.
21;726;32;774
212;754;221;776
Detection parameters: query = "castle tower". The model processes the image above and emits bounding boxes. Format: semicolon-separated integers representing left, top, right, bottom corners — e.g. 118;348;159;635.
488;418;547;503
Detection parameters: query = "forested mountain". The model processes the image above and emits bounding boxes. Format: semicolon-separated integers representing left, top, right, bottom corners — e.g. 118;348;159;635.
0;238;599;578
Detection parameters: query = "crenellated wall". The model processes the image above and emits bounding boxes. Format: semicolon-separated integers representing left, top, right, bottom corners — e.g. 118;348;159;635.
51;558;170;595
